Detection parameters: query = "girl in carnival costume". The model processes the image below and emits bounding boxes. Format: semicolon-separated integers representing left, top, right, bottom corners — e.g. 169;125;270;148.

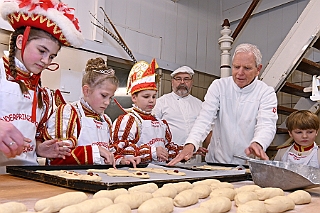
0;0;84;168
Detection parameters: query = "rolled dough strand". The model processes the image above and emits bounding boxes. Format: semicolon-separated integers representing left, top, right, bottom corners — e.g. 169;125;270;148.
34;191;88;213
137;197;174;213
199;196;232;213
210;188;236;200
237;200;267;213
93;188;128;201
234;191;259;206
264;195;295;212
0;202;27;213
192;178;220;186
152;185;178;198
173;189;199;207
59;197;113;213
181;207;210;213
255;187;284;201
128;182;158;193
287;190;312;205
114;192;153;209
163;181;193;193
192;184;211;199
96;203;131;213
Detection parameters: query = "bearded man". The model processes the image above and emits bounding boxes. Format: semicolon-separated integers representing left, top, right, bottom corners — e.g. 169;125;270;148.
153;66;210;163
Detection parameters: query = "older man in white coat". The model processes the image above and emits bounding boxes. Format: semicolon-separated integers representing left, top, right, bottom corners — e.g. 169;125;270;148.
153;66;210;163
168;43;278;166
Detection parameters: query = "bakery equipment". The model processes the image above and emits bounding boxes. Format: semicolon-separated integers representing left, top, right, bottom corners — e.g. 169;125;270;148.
234;155;320;190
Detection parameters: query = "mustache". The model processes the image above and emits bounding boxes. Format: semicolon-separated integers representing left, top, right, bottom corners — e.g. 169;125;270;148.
177;84;188;90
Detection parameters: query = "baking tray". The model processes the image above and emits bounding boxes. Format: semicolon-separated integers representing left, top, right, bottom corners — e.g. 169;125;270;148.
6;163;251;193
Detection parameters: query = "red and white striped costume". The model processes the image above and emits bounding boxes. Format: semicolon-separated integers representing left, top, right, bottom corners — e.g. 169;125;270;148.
111;106;181;163
44;99;113;165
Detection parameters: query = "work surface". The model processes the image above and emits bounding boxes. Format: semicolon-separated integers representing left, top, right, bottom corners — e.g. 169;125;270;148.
1;175;320;212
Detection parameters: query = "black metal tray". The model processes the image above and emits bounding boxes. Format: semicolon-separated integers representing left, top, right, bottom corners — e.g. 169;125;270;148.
6;163;251;193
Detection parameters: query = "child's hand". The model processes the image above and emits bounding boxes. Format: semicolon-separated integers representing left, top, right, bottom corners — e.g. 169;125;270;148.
36;139;71;159
156;146;168;162
120;156;141;168
98;146;115;167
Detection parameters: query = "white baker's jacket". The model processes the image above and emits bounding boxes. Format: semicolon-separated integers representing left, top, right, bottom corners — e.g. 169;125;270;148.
186;76;278;164
153;92;202;146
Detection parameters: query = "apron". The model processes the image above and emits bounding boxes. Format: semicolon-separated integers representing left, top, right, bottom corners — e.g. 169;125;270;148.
76;101;110;149
133;111;167;160
0;62;43;166
282;142;319;168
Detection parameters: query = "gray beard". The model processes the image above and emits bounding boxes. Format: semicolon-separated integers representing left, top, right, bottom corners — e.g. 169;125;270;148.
175;86;189;97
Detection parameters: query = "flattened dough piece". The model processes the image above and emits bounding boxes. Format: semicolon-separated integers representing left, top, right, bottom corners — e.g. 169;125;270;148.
34;191;88;213
210;188;236;200
138;197;174;213
114;192;153;209
234;191;258;206
59;198;113;213
237;200;267;213
192;184;211;199
174;189;199;207
235;185;261;194
200;196;232;213
128;183;158;193
255;187;284;201
264;195;295;212
287;190;311;205
0;202;27;213
96;203;131;213
93;188;128;201
153;186;178;198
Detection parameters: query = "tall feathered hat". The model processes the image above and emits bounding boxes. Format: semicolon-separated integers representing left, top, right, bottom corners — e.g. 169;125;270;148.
0;0;84;47
127;58;158;95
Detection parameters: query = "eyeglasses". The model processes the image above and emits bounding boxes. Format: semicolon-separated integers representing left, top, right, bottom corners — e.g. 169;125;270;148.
173;77;192;83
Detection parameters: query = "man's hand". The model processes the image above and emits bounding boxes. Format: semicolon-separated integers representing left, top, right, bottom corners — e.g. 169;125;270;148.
245;142;269;160
37;139;71;159
194;147;208;156
167;143;195;166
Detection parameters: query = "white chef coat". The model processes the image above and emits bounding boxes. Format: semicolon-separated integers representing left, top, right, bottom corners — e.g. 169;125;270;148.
185;76;278;164
0;56;49;167
153;92;203;163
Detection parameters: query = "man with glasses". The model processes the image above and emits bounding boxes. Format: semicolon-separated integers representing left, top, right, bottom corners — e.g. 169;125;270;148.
153;66;210;163
168;43;278;166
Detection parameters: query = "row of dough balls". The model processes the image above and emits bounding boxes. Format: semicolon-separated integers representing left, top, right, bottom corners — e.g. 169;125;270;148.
0;178;312;213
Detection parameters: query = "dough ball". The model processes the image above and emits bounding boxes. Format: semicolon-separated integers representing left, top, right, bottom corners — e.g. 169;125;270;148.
264;195;295;212
210;182;234;190
93;188;128;201
59;198;113;213
255;187;284;200
163;181;193;193
200;196;232;213
237;200;267;213
287;190;311;205
192;179;220;186
34;191;88;213
210;188;236;200
0;202;27;213
234;191;258;206
114;191;153;209
181;207;210;213
235;185;261;194
138;197;174;213
96;203;131;213
192;184;211;199
174;189;199;207
128;183;158;193
153;185;178;198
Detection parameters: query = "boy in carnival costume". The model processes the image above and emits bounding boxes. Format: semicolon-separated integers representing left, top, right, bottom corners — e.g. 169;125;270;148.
111;59;180;164
0;0;84;168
